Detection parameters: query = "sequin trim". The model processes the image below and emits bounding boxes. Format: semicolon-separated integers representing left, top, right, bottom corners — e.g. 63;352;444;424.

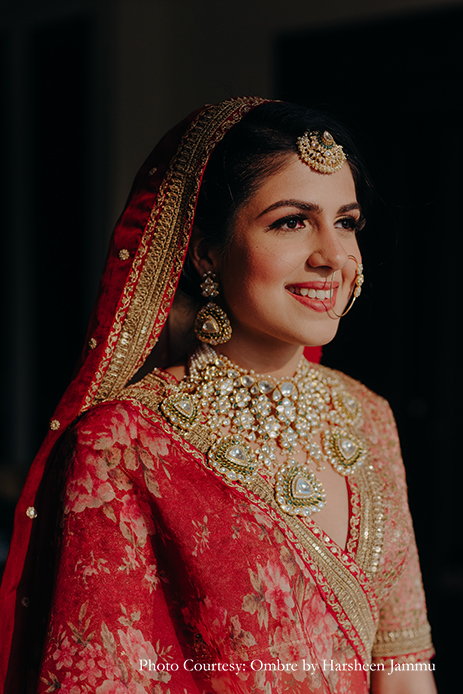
372;623;433;658
83;98;266;409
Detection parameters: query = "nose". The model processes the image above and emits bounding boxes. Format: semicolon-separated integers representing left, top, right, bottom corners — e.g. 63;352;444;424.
306;223;348;274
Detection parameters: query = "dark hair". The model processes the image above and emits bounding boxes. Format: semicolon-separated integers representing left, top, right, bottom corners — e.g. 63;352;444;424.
181;101;372;298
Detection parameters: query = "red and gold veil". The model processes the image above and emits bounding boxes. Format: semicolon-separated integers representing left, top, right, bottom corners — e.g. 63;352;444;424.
0;96;322;688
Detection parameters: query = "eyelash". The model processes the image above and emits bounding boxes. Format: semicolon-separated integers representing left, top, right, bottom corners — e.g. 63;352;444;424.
336;216;366;233
268;214;366;234
268;215;306;232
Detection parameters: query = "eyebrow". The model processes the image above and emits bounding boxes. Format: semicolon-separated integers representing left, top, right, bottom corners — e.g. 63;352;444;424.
257;199;362;217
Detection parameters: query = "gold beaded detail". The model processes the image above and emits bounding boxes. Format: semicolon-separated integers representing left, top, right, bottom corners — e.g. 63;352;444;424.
26;506;37;519
208;434;258;483
297;130;346;174
354;263;364;297
275;461;326;516
161;345;369;517
88;338;98;350
49;419;60;431
118;249;130;261
200;271;219;298
322;428;368;475
161;392;200;430
194;303;232;345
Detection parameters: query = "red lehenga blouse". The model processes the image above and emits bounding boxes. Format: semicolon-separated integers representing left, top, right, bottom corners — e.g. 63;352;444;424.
36;366;433;694
0;97;433;693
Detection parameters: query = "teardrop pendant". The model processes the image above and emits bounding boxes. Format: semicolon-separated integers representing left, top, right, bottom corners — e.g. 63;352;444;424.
275;460;326;516
195;302;232;345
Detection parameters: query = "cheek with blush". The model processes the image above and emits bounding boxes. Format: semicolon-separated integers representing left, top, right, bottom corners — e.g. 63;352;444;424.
223;245;291;309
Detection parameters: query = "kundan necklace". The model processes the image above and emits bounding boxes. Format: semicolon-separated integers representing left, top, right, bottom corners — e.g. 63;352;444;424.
161;344;369;518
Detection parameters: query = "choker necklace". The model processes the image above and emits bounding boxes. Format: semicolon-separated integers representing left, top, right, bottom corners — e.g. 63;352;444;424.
161;345;369;518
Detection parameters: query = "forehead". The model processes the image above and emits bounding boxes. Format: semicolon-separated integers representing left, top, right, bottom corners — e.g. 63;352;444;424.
246;154;357;212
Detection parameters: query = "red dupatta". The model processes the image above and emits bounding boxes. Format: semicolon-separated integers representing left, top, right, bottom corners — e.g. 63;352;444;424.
0;96;322;691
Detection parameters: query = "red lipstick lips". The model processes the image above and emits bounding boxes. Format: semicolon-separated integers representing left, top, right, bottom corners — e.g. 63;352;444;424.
286;281;339;313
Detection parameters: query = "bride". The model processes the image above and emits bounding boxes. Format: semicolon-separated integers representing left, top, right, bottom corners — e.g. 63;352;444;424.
0;97;436;693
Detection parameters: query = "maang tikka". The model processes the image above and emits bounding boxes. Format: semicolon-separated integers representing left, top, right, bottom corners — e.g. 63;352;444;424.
297;130;346;174
194;271;232;345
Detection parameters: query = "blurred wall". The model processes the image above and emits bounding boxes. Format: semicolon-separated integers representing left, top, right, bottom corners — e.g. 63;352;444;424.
3;0;460;472
110;0;463;221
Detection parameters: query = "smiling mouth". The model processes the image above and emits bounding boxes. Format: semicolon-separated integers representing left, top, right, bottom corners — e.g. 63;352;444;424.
287;286;333;300
286;283;340;314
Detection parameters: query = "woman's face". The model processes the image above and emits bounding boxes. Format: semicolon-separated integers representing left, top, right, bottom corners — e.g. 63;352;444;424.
216;154;362;354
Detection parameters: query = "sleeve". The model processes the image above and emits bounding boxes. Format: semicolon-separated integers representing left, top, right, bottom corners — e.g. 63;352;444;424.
367;397;435;664
372;540;434;663
37;402;201;694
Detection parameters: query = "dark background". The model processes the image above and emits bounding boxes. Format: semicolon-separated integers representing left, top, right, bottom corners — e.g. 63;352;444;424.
277;8;463;690
1;3;461;690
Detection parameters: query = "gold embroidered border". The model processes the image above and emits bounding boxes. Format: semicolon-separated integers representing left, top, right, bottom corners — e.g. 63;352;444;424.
353;464;385;579
373;649;435;666
372;622;433;659
246;475;378;667
345;476;361;557
83;97;266;411
313;364;386;580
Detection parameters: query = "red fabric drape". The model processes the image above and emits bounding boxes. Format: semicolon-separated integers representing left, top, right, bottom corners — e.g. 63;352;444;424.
0;98;323;692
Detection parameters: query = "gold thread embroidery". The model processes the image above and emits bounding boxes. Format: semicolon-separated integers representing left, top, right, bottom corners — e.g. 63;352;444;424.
113;364;434;667
119;391;377;668
247;473;378;667
354;464;384;578
114;374;378;669
346;476;361;557
372;623;433;658
322;366;386;579
83;98;266;410
373;650;435;665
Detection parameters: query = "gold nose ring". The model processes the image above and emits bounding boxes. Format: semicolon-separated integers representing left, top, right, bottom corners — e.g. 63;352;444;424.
329;255;364;318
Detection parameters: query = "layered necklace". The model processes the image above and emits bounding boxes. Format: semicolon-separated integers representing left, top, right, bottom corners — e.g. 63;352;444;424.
161;344;369;518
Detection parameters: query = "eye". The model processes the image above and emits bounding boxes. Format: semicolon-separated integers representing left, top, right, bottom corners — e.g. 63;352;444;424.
268;215;307;232
335;215;366;233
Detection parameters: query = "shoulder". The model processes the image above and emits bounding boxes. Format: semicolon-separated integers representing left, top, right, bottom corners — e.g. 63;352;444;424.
314;363;403;472
74;399;148;445
74;369;175;439
315;362;394;423
62;394;185;505
70;391;177;464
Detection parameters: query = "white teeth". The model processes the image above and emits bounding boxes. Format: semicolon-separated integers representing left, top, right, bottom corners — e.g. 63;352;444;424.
289;286;332;300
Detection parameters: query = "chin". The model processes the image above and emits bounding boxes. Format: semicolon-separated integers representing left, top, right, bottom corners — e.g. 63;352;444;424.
263;324;339;350
296;324;340;348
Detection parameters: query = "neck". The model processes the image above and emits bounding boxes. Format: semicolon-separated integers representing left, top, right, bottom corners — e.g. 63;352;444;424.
214;338;305;379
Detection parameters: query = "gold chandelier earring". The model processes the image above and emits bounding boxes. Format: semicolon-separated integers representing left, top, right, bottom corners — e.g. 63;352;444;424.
194;271;232;345
329;255;364;318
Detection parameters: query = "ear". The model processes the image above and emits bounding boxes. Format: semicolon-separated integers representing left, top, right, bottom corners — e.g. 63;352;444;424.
188;225;221;276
